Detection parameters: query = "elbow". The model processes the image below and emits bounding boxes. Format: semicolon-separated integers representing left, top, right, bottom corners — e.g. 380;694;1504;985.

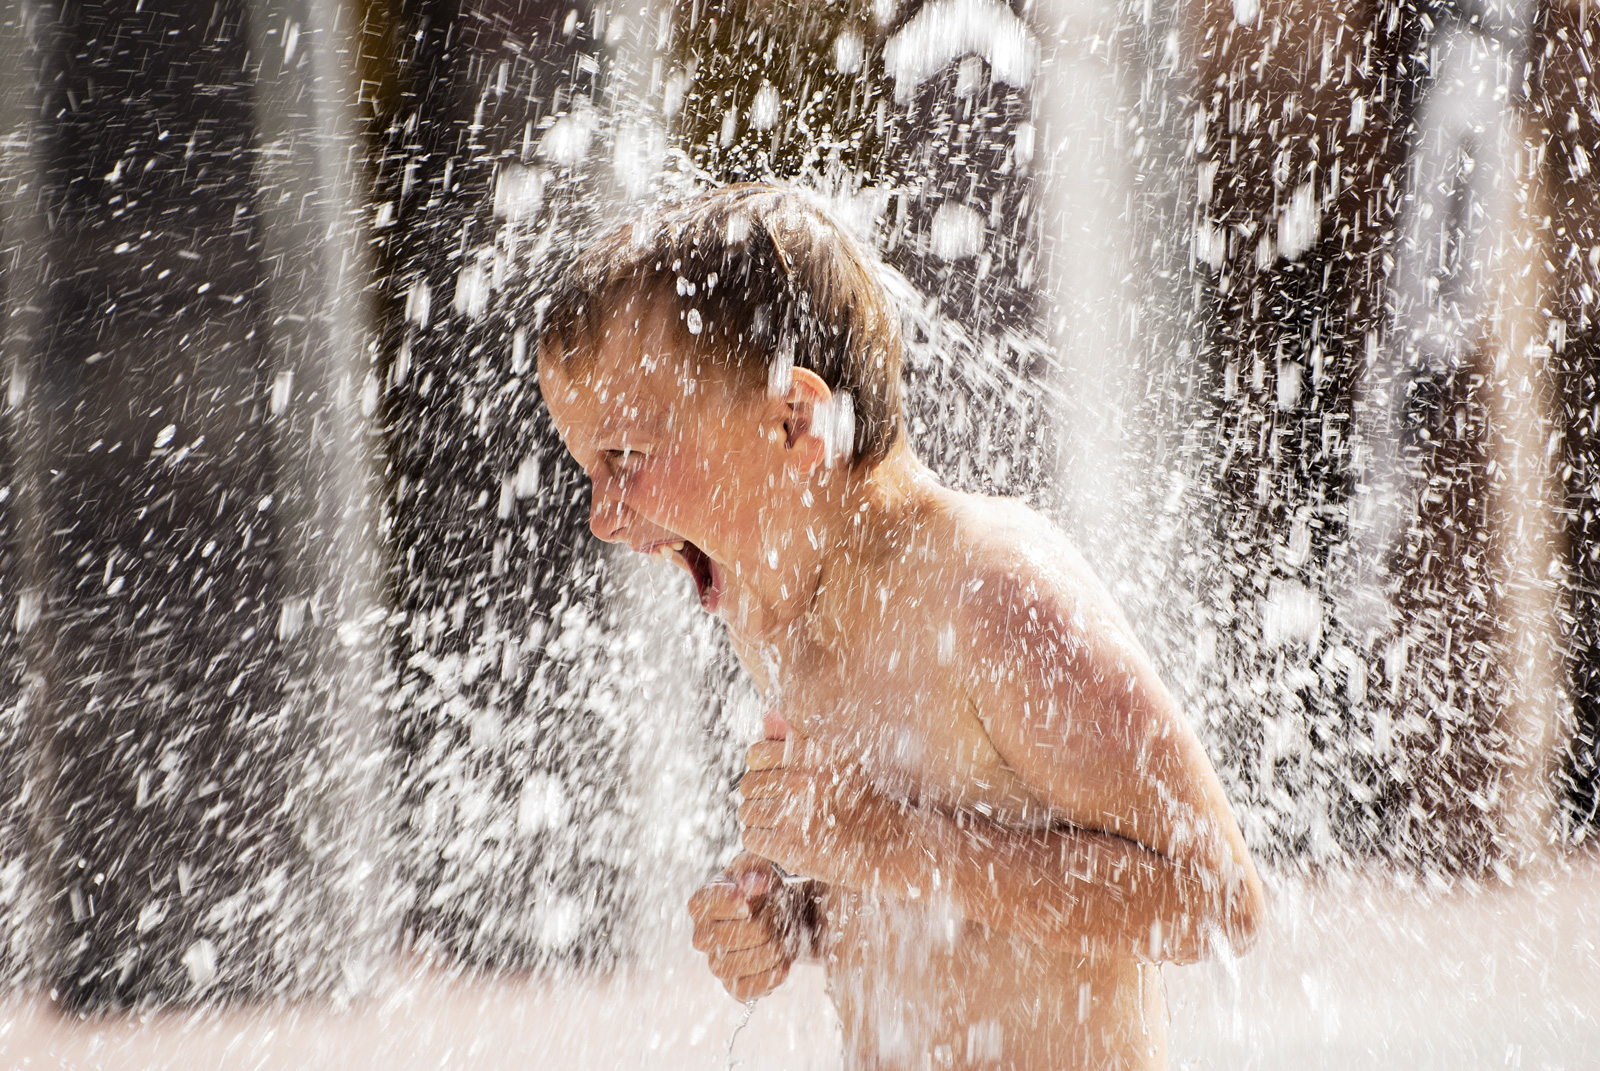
1224;863;1267;953
1159;908;1219;966
1159;859;1266;966
1200;861;1266;960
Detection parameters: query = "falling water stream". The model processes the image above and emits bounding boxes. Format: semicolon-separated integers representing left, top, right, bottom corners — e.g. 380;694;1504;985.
0;0;1595;1065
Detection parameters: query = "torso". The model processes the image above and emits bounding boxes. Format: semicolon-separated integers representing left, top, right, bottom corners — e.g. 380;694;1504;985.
823;896;1167;1071
778;585;1045;829
732;485;1168;1070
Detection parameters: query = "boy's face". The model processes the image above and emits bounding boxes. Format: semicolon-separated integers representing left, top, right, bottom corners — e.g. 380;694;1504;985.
541;288;813;623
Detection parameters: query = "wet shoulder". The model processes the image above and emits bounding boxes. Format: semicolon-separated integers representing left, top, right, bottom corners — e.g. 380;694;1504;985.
914;489;1086;589
914;489;1124;641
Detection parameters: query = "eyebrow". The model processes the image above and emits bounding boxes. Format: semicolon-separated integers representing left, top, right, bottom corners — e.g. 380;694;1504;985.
596;405;669;444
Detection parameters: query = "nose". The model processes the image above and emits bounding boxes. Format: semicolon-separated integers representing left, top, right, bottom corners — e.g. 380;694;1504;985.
588;472;627;543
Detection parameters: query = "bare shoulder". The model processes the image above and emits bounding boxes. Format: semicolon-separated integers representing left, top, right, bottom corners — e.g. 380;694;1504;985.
854;481;1145;696
920;488;1182;760
898;488;1261;918
922;490;1211;840
914;487;1130;650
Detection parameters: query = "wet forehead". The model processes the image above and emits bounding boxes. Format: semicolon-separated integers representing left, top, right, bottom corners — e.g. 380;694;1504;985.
548;361;674;443
547;303;687;443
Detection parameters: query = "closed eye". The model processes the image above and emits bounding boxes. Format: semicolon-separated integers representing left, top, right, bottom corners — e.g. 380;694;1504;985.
605;448;645;477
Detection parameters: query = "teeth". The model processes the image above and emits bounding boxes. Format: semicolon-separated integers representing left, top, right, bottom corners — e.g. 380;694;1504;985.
670;541;685;551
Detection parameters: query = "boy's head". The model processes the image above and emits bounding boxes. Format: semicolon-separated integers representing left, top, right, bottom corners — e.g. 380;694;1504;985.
540;183;904;468
537;184;906;622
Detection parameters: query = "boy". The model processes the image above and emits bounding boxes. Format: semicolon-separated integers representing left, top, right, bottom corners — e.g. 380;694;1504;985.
539;184;1263;1069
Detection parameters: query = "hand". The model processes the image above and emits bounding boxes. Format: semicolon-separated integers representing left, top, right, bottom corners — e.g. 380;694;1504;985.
687;853;798;1002
737;737;906;889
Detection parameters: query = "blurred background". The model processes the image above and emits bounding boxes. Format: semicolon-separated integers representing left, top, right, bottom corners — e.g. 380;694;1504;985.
0;0;1596;1063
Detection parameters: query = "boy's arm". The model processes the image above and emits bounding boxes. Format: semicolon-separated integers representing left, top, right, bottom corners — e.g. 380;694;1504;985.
739;566;1264;964
962;564;1265;961
740;746;1242;964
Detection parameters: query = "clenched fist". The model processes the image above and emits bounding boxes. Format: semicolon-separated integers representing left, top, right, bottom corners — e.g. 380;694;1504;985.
687;852;817;1002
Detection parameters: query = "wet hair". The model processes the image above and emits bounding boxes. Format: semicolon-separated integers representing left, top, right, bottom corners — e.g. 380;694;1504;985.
540;183;904;468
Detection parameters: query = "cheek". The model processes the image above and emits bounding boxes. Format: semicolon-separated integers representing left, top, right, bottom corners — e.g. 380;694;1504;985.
629;455;712;528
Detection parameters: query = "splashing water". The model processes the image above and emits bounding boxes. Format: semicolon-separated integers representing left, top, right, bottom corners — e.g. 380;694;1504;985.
0;0;1595;1064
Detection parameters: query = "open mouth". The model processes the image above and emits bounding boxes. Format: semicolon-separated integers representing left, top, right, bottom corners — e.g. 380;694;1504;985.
645;539;722;612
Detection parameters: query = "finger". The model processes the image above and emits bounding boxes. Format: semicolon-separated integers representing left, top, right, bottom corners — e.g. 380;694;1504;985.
692;918;770;955
688;882;751;921
739;770;813;806
733;865;774;900
738;798;790;831
708;938;784;979
735;768;778;800
713;854;776;901
725;963;791;1002
762;709;791;740
693;917;767;954
740;828;798;869
744;740;787;772
724;852;778;880
739;768;814;801
788;735;825;767
688;883;748;915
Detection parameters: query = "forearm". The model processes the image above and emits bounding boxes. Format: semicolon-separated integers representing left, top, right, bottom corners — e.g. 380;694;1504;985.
738;745;1261;963
863;806;1244;964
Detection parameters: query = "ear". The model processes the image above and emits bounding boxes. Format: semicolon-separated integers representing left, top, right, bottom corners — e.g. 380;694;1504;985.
777;367;833;473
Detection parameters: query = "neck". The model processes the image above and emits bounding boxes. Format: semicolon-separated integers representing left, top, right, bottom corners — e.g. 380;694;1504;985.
729;438;930;648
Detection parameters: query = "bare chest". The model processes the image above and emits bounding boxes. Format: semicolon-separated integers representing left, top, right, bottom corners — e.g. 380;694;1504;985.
774;627;1044;825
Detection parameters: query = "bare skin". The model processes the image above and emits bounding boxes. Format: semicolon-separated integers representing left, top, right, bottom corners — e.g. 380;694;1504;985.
542;289;1265;1070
